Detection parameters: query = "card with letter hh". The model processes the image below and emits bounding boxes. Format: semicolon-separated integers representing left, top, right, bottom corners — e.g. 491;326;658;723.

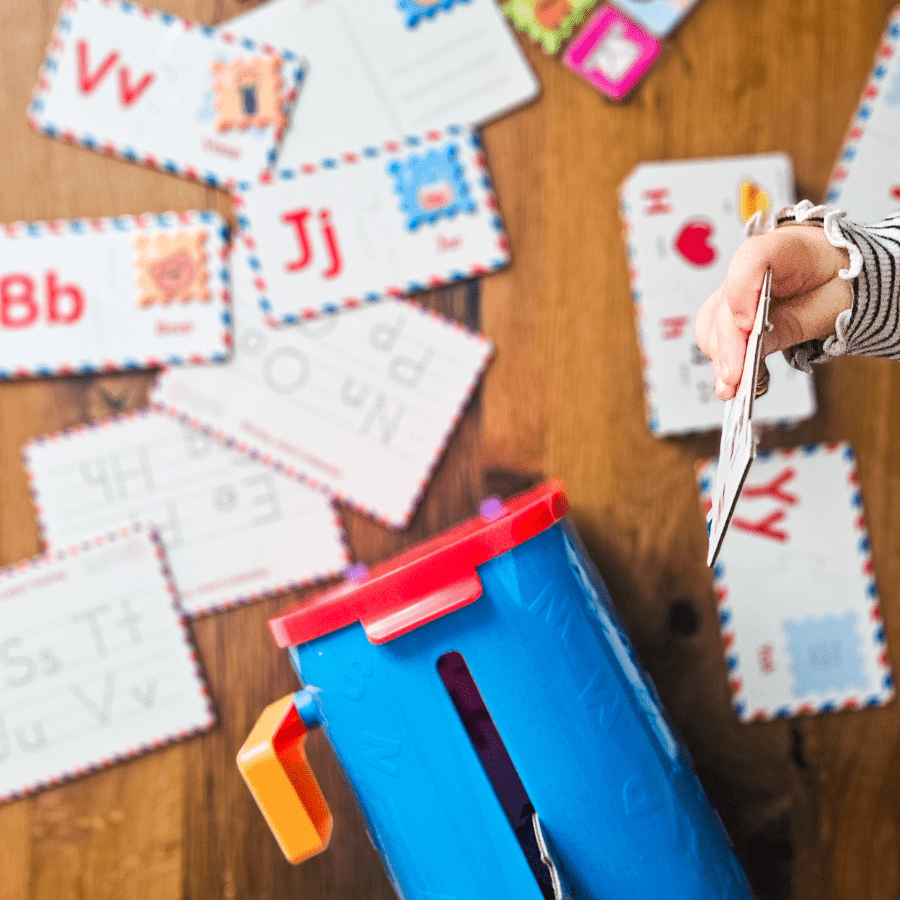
620;154;816;436
0;525;214;803
227;0;538;162
234;125;509;324
698;444;894;721
825;8;900;223
152;253;493;526
24;410;349;616
706;269;770;568
29;0;305;187
0;212;231;378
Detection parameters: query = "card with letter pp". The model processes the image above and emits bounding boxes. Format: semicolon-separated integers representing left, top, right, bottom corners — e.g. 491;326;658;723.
152;248;493;527
706;269;770;568
825;8;900;223
609;0;703;37
29;0;305;188
0;524;214;803
620;154;816;436
502;0;599;55
233;125;509;324
24;410;349;616
226;0;539;163
0;211;231;378
697;444;894;721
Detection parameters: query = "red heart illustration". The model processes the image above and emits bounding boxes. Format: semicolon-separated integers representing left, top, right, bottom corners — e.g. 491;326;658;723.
151;249;196;299
674;219;717;267
891;184;900;201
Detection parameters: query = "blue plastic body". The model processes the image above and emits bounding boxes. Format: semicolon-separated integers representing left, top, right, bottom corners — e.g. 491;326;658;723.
287;520;754;900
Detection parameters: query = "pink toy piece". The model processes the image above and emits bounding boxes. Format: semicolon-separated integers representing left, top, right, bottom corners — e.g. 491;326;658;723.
563;5;661;101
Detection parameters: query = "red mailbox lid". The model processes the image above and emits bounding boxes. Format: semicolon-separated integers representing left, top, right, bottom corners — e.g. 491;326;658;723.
269;480;569;647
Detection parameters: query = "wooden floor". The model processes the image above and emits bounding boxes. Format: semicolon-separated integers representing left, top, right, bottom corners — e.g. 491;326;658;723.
3;0;900;897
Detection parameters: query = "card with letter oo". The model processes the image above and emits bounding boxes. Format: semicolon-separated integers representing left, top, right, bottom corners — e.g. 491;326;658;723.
0;211;231;378
0;524;214;803
28;0;305;188
233;124;509;324
24;410;349;616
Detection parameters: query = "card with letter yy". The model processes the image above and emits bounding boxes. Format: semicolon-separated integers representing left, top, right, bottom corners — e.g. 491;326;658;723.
226;0;539;163
24;410;349;616
825;8;900;223
233;125;509;324
152;249;493;527
706;269;771;568
697;444;894;721
29;0;305;188
0;524;214;803
0;211;231;378
620;154;816;436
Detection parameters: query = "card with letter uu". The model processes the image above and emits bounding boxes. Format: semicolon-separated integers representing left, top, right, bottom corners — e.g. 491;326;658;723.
0;524;214;803
0;211;231;378
233;124;509;324
697;443;894;721
29;0;305;188
24;410;349;616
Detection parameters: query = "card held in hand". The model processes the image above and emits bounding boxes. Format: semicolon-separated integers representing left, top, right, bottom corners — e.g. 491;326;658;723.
706;268;772;567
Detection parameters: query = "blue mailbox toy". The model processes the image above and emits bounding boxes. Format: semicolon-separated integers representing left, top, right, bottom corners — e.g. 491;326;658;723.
238;481;754;899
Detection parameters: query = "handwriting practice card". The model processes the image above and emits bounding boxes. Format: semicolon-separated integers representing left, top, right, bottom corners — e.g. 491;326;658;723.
706;270;771;567
620;154;816;436
502;0;599;55
698;444;894;721
609;0;703;37
24;411;348;616
0;526;214;802
234;125;509;324
825;9;900;223
0;212;231;379
29;0;305;188
152;253;493;526
226;0;539;163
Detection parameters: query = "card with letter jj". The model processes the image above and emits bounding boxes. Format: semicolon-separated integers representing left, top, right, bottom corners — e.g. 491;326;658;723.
0;211;232;379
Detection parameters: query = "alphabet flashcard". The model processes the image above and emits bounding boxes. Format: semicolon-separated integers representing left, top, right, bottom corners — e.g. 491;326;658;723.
29;0;305;188
24;410;349;616
502;0;600;55
233;124;509;324
610;0;704;37
0;211;231;378
697;444;894;720
0;525;214;803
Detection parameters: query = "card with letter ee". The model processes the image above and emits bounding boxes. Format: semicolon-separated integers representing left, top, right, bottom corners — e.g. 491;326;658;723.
234;125;509;324
0;211;231;378
697;444;894;720
0;525;214;803
24;410;348;616
29;0;305;187
620;154;816;436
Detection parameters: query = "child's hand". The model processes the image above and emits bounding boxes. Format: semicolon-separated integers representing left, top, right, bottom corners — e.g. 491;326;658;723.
695;226;853;400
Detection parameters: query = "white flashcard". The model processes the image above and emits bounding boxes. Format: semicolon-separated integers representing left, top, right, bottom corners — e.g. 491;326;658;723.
611;0;703;37
234;125;509;324
24;410;349;616
698;443;894;721
29;0;305;188
825;9;900;223
152;249;493;526
225;0;539;163
0;525;214;803
620;154;816;436
0;212;231;378
706;269;771;567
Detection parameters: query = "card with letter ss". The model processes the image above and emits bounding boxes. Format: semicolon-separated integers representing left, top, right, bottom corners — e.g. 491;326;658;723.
28;0;305;187
619;154;816;437
0;211;231;378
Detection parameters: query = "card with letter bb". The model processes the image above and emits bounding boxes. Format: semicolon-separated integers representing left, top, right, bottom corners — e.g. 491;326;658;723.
620;154;816;436
233;124;509;324
0;211;231;379
29;0;305;188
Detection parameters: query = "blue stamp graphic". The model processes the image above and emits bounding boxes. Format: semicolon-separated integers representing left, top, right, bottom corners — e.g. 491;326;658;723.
397;0;471;28
387;143;476;230
783;612;868;697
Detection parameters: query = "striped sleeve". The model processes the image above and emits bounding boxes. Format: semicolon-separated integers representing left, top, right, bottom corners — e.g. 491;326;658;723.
769;200;900;371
